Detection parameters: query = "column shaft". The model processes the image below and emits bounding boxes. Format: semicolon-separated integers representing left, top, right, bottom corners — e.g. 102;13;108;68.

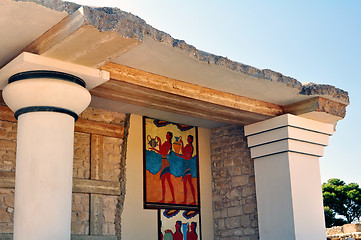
14;112;75;240
3;70;91;239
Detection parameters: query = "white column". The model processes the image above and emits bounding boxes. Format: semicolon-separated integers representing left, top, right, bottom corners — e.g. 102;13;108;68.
244;114;334;240
2;71;91;240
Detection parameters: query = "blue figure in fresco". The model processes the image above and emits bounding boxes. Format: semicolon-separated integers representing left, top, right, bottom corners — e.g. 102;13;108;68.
176;135;196;205
150;131;176;203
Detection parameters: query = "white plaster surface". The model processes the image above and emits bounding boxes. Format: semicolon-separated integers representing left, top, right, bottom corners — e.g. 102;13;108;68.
3;77;91;115
13;112;75;240
122;114;158;240
289;152;326;239
245;113;334;136
245;114;331;240
122;114;214;240
114;37;305;106
2;74;91;239
0;0;67;68
254;153;295;240
247;126;330;147
0;52;109;90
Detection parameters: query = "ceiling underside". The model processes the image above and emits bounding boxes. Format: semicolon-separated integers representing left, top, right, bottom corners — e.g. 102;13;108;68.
0;0;349;128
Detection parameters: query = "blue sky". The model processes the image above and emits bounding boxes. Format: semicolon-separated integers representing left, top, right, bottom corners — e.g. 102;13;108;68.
73;0;361;184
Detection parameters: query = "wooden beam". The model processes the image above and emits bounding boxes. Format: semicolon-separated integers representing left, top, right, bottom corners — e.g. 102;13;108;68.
0;172;15;188
75;119;124;138
91;135;104;180
23;8;86;55
91;79;273;125
0;172;120;196
73;178;120;196
284;97;347;118
90;194;104;235
100;63;284;117
0;105;124;137
22;8;141;68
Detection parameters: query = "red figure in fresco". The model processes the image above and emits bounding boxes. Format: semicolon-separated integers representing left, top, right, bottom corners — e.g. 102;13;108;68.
187;222;198;240
150;131;175;203
173;221;183;240
177;135;196;205
163;221;183;240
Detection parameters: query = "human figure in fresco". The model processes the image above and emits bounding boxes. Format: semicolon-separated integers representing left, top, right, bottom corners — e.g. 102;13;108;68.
163;221;183;240
187;222;198;240
173;221;183;240
176;135;196;205
150;131;175;203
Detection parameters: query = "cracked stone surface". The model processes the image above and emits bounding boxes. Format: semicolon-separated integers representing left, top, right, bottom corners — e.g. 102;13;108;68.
13;0;349;105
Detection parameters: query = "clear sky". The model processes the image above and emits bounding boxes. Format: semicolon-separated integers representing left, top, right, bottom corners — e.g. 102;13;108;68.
72;0;361;184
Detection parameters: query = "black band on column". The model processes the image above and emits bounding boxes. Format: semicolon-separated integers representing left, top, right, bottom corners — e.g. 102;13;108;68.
8;70;86;88
14;106;79;121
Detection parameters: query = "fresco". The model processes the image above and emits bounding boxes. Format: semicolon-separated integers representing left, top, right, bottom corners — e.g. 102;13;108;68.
144;117;200;210
159;209;201;240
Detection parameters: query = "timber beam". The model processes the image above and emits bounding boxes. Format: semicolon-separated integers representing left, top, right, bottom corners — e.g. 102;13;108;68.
0;172;120;196
94;63;346;125
94;63;285;125
17;7;141;69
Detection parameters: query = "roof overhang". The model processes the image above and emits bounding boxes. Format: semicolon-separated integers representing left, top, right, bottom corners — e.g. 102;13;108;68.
0;0;349;128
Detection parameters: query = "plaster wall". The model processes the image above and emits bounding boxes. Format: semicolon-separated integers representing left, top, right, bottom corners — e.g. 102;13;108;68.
122;114;214;240
289;152;325;239
254;153;295;240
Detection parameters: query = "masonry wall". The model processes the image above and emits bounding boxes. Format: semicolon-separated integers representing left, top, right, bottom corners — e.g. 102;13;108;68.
0;107;215;240
0;106;127;240
211;124;259;240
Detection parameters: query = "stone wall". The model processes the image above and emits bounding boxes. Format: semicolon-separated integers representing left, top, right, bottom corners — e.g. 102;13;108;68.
210;124;259;240
327;224;361;240
0;106;129;239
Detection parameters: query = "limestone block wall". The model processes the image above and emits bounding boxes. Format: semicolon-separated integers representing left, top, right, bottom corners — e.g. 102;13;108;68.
210;124;259;240
0;105;129;239
327;224;361;240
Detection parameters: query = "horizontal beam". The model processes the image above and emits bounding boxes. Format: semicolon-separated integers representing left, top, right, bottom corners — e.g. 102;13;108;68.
73;178;120;196
0;172;120;196
95;63;347;125
22;8;141;68
0;105;123;138
75;118;124;138
91;79;272;125
101;63;284;117
94;63;284;125
284;97;347;118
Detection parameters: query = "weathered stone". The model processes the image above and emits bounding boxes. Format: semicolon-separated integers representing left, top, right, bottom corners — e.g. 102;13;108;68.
242;185;256;197
240;215;251;228
225;217;241;229
228;207;242;217
218;219;226;230
232;175;249;187
244;203;257;214
211;124;259;238
221;229;234;237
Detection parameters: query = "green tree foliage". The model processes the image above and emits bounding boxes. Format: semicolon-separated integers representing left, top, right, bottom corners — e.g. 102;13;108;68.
323;178;361;227
324;206;347;228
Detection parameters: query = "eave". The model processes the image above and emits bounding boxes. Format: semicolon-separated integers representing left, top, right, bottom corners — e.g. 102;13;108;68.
0;0;349;128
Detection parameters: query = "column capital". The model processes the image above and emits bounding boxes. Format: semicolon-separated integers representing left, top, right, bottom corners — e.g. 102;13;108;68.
3;70;91;121
245;114;334;159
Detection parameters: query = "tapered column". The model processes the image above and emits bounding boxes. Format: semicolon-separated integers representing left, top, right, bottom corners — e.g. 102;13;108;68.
2;71;91;240
245;114;334;240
